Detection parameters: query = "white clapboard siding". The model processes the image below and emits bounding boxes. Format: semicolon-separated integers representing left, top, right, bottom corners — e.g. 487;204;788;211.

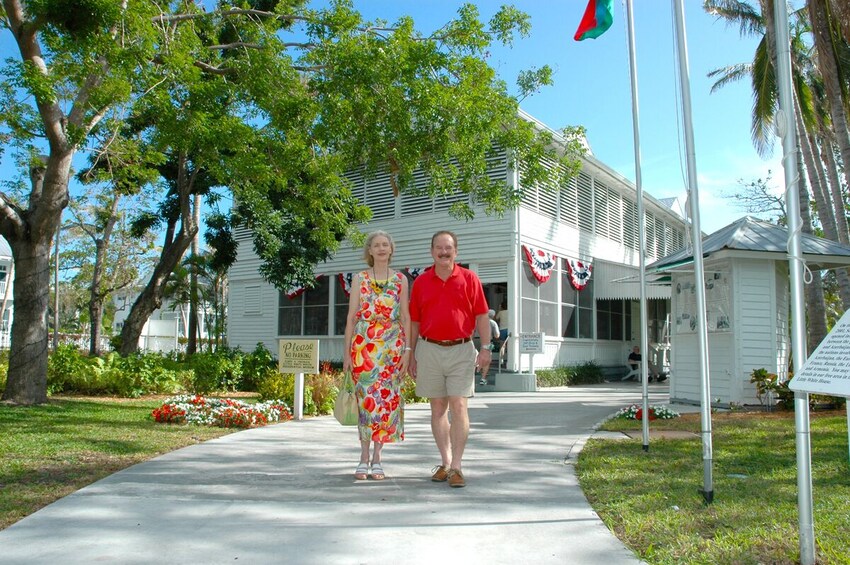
226;128;689;370
670;257;790;407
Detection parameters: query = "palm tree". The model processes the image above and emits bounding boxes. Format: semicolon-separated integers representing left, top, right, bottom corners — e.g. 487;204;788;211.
703;1;835;347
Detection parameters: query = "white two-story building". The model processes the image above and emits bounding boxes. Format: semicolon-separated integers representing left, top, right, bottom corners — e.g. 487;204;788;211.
226;112;688;372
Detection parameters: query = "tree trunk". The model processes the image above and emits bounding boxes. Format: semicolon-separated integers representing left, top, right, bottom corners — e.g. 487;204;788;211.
2;240;53;404
119;229;195;356
819;137;850;311
120;154;198;356
87;198;119;356
1;153;70;404
187;193;201;354
89;298;104;356
793;109;828;349
809;0;850;222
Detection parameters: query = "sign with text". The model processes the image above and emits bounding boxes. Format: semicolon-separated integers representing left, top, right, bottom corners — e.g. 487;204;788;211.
278;339;320;374
789;310;850;398
518;332;545;354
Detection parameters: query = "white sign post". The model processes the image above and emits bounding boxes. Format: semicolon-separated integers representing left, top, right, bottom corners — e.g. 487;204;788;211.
518;332;544;375
278;339;320;421
789;309;850;464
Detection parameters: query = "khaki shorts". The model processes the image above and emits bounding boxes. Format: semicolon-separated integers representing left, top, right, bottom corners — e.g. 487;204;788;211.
415;340;476;398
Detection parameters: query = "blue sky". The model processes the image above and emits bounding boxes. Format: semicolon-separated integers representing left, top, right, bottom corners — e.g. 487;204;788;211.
1;1;784;235
349;0;785;234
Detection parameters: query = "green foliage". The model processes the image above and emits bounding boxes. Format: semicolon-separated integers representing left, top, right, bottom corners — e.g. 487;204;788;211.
47;346;184;398
257;371;295;404
240;342;279;392
401;373;427;404
189;351;243;394
307;371;337;416
536;361;605;387
0;350;8;394
748;367;844;411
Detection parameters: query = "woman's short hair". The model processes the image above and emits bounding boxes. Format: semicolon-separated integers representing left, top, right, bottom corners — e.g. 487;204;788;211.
363;230;395;267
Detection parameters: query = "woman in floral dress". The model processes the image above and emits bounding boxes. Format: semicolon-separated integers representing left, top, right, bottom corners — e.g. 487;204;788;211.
343;231;411;480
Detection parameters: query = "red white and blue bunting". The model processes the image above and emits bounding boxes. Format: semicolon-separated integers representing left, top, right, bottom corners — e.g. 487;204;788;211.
407;266;428;280
338;272;355;297
285;284;307;299
285;275;322;299
522;244;556;283
566;258;592;290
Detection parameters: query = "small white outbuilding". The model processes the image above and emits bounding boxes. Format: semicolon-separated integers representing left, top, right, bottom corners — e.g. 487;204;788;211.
649;216;850;407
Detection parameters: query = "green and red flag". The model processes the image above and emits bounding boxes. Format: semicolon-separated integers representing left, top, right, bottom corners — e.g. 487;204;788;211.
573;0;614;41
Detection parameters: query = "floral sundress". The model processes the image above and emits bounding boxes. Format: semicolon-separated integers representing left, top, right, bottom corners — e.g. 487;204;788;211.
350;270;405;443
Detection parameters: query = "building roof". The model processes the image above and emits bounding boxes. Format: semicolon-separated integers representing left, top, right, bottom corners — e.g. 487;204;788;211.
0;236;10;258
648;215;850;272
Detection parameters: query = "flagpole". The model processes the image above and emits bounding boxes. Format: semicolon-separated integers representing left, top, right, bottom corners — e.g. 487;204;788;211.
623;0;650;449
671;0;713;503
772;0;815;562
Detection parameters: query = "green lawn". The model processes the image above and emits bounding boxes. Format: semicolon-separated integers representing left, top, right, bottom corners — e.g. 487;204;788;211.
0;397;236;530
577;409;850;565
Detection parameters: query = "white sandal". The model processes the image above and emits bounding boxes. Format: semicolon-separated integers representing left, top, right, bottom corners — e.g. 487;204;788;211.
354;462;369;480
370;462;386;480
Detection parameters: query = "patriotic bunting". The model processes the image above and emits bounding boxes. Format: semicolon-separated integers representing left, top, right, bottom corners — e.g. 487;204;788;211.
285;275;322;299
285;284;307;299
523;245;556;283
407;266;428;280
338;272;355;297
566;258;593;290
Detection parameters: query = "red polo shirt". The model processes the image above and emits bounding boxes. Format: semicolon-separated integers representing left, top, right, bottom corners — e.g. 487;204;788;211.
410;264;489;340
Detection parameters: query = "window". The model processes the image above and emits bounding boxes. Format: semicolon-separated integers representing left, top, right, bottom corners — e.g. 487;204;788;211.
520;263;559;337
596;299;625;341
334;276;350;336
562;273;593;339
278;276;330;336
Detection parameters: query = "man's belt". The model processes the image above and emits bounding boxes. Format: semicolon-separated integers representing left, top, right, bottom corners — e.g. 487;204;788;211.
420;336;471;347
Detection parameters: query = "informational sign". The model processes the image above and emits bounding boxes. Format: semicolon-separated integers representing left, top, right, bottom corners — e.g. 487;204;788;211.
789;310;850;398
518;332;545;354
278;339;320;374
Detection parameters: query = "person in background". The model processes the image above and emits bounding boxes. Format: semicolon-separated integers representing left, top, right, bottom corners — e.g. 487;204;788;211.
479;310;500;385
495;302;509;342
627;345;642;381
408;230;491;488
343;230;411;481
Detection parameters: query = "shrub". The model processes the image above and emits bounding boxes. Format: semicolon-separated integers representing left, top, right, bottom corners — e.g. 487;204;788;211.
47;344;95;394
190;351;243;394
0;349;8;394
536;361;606;388
100;352;183;397
307;370;338;416
240;343;277;392
401;373;426;404
257;371;295;403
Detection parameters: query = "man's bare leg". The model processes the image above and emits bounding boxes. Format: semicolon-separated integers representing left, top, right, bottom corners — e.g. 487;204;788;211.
447;396;469;471
430;397;451;467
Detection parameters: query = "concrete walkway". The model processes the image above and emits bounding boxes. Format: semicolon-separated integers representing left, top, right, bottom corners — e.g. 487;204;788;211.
0;382;674;564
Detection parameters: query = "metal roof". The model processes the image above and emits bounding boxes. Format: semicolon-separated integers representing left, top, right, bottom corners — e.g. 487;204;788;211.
648;216;850;272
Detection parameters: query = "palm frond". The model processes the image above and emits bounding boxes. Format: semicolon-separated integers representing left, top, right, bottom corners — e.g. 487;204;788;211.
703;0;764;38
707;63;753;92
750;36;778;158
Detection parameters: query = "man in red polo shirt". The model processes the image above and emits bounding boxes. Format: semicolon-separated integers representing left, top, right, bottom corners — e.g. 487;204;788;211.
409;230;492;488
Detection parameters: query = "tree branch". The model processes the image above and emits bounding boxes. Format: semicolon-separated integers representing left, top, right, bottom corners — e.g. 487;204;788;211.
0;193;26;238
193;60;237;75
